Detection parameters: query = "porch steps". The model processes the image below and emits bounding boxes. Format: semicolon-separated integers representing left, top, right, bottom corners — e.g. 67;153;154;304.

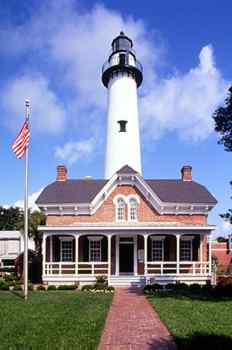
109;275;147;287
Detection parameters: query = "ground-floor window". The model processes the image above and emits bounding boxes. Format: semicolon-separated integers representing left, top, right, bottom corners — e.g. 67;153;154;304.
88;236;103;262
60;238;73;262
151;237;164;261
180;239;192;261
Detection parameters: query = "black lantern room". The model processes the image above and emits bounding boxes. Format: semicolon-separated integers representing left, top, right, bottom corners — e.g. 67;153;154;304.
102;31;143;88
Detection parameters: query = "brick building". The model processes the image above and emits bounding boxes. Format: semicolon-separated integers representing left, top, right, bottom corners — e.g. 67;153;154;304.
36;32;217;287
211;238;232;274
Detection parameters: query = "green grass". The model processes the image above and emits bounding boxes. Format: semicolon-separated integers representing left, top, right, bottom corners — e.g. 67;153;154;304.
148;292;232;350
0;291;112;350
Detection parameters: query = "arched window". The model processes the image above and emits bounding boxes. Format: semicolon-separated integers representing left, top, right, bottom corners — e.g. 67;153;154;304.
129;198;138;221
116;198;126;221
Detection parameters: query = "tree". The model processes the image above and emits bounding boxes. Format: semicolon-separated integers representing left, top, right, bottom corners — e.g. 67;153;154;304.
213;85;232;152
17;210;46;255
213;85;232;225
0;206;23;230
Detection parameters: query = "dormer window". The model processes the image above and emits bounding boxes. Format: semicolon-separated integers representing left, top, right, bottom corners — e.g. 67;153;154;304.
118;120;127;132
116;198;126;221
129;198;138;221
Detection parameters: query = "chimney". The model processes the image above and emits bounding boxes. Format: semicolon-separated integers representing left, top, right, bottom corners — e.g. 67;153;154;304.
181;165;192;181
56;165;67;181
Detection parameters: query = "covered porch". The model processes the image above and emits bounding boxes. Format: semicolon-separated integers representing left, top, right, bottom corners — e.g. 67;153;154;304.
40;224;214;286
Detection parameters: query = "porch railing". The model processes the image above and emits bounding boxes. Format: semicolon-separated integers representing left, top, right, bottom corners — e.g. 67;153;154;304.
146;261;209;276
44;262;108;276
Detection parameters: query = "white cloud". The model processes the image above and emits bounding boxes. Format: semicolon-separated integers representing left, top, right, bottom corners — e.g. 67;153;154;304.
0;1;228;142
55;138;96;165
214;220;232;238
2;75;66;133
14;188;43;212
140;45;227;141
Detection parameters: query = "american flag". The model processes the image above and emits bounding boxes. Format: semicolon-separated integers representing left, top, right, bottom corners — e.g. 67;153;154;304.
12;119;30;159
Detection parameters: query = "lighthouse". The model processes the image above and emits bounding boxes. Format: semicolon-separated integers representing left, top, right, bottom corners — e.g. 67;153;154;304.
102;32;143;179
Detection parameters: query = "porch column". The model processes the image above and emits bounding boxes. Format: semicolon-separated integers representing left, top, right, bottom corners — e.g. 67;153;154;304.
200;234;203;274
42;233;47;277
176;234;181;274
144;234;148;275
50;236;53;262
108;235;112;285
208;234;212;275
115;235;119;276
75;235;79;275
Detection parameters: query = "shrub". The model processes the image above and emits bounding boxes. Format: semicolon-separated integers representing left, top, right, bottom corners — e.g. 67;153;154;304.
188;283;202;293
13;284;22;291
165;283;175;290
3;273;17;285
0;280;9;290
57;285;77;290
218;276;232;286
143;284;153;294
151;283;163;292
28;283;34;291
174;282;189;291
214;284;232;298
96;275;107;286
81;285;95;292
47;285;57;291
37;285;46;291
94;284;106;291
201;283;213;293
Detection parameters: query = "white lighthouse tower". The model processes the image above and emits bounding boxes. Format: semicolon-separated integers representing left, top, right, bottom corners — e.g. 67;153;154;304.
102;32;143;179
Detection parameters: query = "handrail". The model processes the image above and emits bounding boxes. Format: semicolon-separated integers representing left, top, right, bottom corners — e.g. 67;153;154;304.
102;59;143;75
44;261;109;276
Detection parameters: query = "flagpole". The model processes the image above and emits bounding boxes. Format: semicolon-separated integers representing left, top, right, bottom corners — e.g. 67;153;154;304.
23;99;30;301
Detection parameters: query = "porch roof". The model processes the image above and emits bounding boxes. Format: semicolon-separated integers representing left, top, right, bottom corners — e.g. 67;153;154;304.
38;222;216;232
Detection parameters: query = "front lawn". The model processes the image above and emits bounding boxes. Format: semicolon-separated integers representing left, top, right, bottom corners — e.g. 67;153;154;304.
0;291;112;350
148;292;232;350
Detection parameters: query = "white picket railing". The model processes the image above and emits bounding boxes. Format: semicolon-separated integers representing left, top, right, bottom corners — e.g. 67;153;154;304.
44;261;108;276
145;261;209;276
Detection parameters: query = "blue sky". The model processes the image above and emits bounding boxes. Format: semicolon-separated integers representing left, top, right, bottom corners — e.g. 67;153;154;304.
0;0;231;236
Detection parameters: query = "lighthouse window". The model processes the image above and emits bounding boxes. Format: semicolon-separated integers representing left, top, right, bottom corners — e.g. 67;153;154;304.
119;53;126;65
118;120;127;132
116;198;126;221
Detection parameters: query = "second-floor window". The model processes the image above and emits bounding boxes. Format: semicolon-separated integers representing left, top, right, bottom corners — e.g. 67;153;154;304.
116;198;126;221
129;198;138;221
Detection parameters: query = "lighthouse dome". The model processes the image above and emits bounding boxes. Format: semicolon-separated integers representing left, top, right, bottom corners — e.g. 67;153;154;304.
111;31;133;53
102;32;143;88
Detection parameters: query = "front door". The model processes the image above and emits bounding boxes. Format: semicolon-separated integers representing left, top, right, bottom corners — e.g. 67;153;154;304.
119;243;134;273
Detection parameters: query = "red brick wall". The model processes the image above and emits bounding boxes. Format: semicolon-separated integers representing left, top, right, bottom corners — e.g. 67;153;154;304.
46;185;207;225
211;242;232;273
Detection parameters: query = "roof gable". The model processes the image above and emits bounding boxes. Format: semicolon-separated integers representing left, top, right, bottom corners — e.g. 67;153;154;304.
117;165;138;175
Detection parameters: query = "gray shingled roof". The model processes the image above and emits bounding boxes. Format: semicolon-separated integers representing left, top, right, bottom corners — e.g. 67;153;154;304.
36;178;217;205
146;180;217;204
36;179;107;204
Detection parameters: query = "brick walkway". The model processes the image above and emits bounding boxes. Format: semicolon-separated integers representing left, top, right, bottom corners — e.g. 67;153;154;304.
98;288;176;350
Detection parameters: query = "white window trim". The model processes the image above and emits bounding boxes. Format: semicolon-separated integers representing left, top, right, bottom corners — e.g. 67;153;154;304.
151;236;165;261
59;237;74;262
128;196;139;222
180;237;193;261
114;196;127;222
88;236;103;262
